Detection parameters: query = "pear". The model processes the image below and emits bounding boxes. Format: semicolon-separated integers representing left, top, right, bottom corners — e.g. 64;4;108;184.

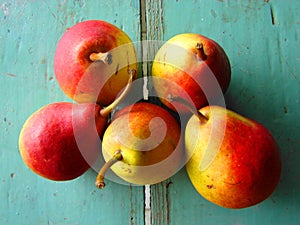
95;102;183;188
19;73;134;181
19;102;105;181
151;33;231;114
54;20;138;106
185;105;281;209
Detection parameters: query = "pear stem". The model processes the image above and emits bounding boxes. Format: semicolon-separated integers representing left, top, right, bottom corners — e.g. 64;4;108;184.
99;69;136;117
196;42;207;61
167;95;209;122
196;110;209;122
90;52;113;65
95;150;123;189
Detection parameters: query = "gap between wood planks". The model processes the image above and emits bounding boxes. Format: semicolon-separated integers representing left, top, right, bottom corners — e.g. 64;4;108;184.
140;0;171;224
139;0;152;224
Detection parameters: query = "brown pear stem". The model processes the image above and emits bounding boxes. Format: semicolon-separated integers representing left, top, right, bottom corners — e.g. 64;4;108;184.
95;150;123;189
99;69;136;117
196;110;209;122
90;52;112;65
196;42;207;61
168;95;209;122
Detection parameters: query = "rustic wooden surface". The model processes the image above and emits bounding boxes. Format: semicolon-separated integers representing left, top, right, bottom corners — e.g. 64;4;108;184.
0;1;144;225
147;1;300;225
1;0;299;225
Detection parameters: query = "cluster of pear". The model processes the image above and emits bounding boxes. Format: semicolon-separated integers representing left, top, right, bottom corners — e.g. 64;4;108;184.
19;20;138;182
18;20;281;209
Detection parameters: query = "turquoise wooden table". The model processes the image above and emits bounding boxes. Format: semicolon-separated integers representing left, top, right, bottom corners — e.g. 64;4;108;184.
1;1;299;225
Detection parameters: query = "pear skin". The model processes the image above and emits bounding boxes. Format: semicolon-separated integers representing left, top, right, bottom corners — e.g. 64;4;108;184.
97;102;183;187
152;33;231;113
54;20;138;106
185;106;281;209
19;102;105;181
19;73;133;182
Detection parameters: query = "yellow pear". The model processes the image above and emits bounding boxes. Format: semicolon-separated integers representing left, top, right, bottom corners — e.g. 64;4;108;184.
95;102;183;188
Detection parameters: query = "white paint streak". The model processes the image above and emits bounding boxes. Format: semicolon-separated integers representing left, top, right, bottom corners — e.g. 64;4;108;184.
0;3;9;16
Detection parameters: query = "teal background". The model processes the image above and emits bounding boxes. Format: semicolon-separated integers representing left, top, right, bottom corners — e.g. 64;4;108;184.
1;0;299;225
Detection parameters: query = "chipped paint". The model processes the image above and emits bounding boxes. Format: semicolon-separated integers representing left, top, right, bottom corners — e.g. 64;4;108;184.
0;3;9;17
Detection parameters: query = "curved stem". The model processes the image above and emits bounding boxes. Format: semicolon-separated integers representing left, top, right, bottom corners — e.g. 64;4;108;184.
196;109;209;122
95;150;123;189
167;94;209;122
99;69;136;117
196;42;207;61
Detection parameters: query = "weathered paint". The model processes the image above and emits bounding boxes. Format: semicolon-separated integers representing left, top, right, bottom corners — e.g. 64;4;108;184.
0;1;144;225
1;0;300;224
147;0;300;225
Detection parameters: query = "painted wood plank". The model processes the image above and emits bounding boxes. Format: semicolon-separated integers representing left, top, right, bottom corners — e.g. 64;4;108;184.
0;1;144;225
146;0;300;224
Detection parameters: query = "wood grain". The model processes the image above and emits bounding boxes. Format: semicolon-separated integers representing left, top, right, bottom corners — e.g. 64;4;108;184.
146;0;300;224
1;0;299;224
0;1;144;225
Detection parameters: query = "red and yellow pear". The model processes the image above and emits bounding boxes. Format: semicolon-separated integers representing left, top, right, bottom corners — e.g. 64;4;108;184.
152;33;231;113
19;102;104;181
95;102;183;188
19;75;133;181
54;20;137;106
185;106;282;209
